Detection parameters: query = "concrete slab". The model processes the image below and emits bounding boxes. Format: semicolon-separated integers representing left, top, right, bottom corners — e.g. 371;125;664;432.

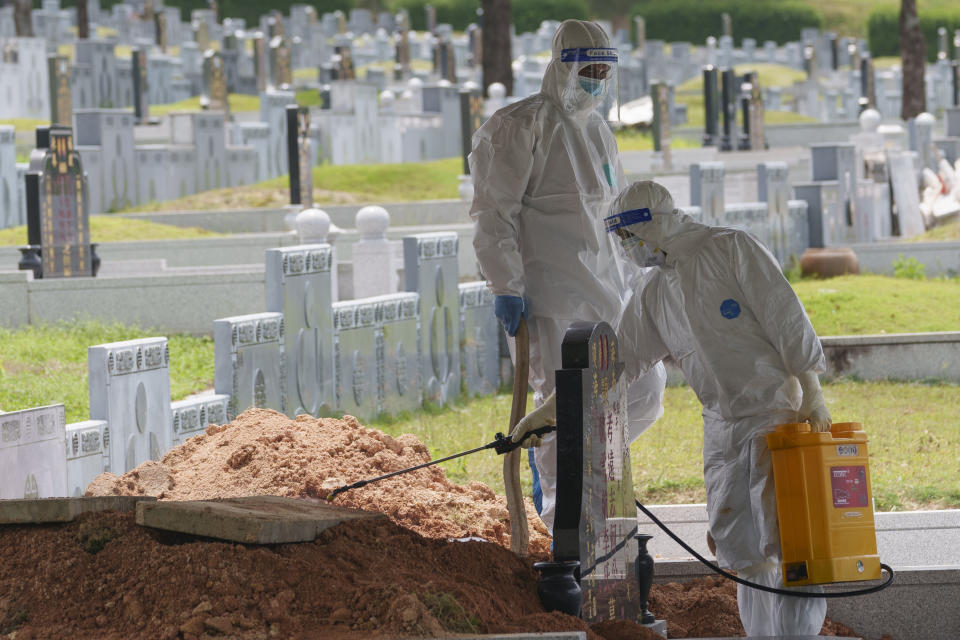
135;495;383;544
0;496;156;524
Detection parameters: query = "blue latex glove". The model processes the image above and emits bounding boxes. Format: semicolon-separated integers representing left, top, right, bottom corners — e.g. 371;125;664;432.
494;295;528;337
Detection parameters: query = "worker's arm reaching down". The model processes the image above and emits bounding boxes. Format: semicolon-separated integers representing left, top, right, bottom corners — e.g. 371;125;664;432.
509;390;556;448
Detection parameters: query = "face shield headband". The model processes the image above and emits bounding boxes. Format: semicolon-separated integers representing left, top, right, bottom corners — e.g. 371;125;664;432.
604;207;652;238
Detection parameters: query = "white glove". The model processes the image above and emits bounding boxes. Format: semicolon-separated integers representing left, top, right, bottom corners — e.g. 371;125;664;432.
797;371;832;432
509;390;556;448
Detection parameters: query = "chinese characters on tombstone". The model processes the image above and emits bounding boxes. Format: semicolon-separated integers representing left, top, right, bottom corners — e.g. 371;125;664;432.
554;322;643;623
19;127;97;279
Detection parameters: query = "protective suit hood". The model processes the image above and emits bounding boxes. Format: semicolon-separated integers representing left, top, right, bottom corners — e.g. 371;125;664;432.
607;180;709;267
542;19;613;117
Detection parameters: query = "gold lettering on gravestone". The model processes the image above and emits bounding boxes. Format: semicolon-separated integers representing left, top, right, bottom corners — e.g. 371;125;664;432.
34;129;91;278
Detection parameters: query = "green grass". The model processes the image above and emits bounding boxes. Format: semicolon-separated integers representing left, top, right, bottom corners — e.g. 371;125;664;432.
0;216;225;247
148;94;261;118
910;216;960;242
615;128;702;152
794;274;960;335
368;381;960;511
802;0;957;38
0;118;50;134
0;319;214;424
123;157;463;213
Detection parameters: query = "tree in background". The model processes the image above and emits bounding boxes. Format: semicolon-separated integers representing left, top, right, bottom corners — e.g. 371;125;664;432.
13;0;33;37
78;0;89;39
481;0;513;96
899;0;926;119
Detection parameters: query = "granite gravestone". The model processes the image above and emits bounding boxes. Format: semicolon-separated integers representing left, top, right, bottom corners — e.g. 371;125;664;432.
702;66;720;147
265;245;335;418
377;292;422;416
269;36;293;90
0;125;19;229
65;419;109;497
794;181;841;248
253;34;268;93
403;232;461;406
886;150;926;238
88;338;172;473
286;106;313;207
20;127;94;279
458;282;500;397
170;394;230;447
0;404;67;499
745;71;765;151
690;162;725;226
48;55;72;126
757;162;792;264
459;88;483;174
154;10;168;52
554;322;644;624
333;299;380;420
202;49;229;115
214;312;286;419
651;82;671;169
811;143;857;244
132;47;149;124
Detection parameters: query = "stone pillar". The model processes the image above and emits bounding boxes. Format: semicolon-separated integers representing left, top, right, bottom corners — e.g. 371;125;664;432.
702;65;719;147
214;312;286;420
352;205;397;299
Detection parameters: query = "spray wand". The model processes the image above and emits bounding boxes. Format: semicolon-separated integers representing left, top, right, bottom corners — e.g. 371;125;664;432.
326;425;556;500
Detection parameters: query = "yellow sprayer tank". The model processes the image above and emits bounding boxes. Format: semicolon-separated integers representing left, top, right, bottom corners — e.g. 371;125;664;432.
766;422;881;587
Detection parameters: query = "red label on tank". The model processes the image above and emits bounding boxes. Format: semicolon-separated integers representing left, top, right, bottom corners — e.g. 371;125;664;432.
831;465;868;508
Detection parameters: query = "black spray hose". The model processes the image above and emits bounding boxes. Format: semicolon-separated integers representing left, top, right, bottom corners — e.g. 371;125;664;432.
635;498;895;599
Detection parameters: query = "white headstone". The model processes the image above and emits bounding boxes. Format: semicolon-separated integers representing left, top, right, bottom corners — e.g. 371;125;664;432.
0;404;67;499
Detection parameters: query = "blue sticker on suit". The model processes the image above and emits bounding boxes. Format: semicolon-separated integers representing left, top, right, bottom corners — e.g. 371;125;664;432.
720;298;741;319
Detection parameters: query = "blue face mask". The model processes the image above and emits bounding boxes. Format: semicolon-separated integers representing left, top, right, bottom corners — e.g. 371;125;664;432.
578;76;604;97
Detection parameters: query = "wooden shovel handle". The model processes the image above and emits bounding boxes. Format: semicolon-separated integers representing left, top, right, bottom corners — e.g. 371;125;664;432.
504;317;530;555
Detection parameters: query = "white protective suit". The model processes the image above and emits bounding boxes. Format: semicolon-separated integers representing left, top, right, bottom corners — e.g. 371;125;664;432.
469;20;666;532
607;182;828;637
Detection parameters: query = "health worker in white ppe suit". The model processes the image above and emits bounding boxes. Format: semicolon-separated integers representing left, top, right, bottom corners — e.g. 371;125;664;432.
469;20;666;533
606;180;829;636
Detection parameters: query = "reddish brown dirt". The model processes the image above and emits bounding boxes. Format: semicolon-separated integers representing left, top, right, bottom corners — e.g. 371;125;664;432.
85;409;552;554
0;407;865;639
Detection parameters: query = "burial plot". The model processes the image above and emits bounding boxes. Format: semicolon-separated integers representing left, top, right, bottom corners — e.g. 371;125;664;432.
88;338;172;474
48;55;71;126
265;245;335;418
20;126;95;279
811;144;858;244
689;162;724;226
333;299;380;420
554;322;651;625
0;404;67;500
794;181;842;248
459;282;500;397
65;419;109;497
214;312;286;420
286;106;313;207
403;232;461;406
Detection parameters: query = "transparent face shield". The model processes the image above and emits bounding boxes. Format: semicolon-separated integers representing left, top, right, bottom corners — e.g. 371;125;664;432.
558;47;620;123
603;207;667;273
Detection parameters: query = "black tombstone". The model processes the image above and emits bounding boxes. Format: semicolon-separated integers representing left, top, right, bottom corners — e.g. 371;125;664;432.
554;321;647;623
18;127;98;279
702;65;719;147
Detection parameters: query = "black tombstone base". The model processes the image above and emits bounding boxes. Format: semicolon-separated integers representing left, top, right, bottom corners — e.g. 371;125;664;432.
17;246;42;279
17;244;100;279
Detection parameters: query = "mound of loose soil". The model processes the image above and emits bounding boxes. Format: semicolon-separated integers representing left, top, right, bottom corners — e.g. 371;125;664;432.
0;512;863;640
85;409;551;554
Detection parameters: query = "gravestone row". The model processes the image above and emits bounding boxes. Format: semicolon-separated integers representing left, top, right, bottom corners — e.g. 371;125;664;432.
1;234;501;500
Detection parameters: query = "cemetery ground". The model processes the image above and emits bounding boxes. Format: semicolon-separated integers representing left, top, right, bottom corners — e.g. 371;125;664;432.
2;270;959;513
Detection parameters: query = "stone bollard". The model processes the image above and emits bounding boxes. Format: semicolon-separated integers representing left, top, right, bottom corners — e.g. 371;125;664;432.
352;205;397;298
296;207;331;244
